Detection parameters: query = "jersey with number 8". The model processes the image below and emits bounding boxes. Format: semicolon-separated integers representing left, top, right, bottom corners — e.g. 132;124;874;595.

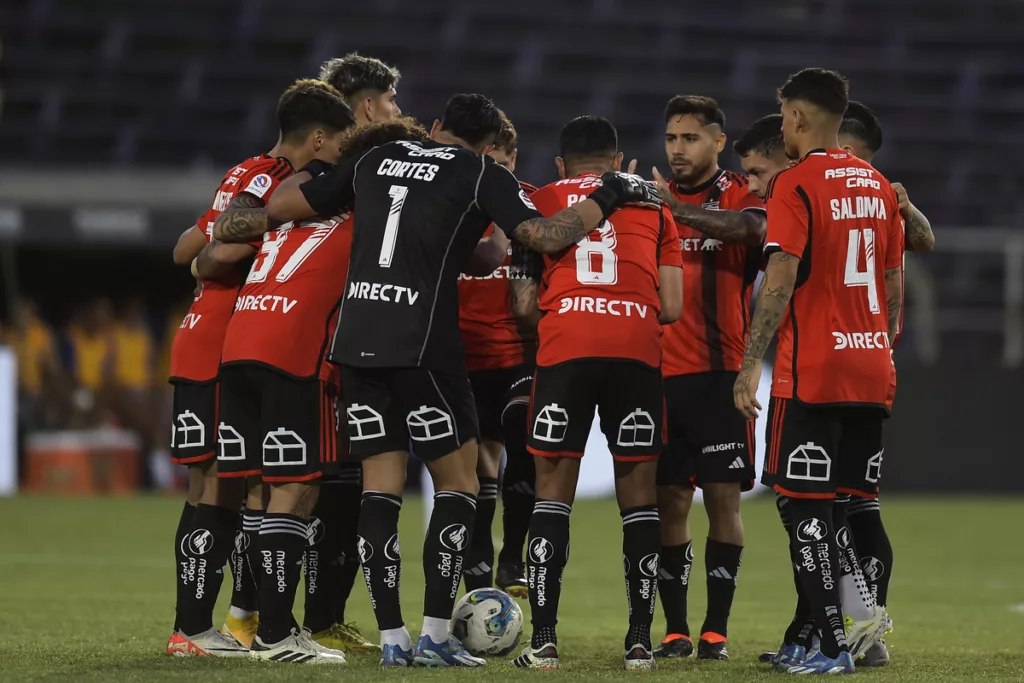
764;149;904;407
529;173;681;368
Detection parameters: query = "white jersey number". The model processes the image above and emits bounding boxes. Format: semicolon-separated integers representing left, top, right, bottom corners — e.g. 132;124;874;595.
379;185;408;268
844;227;879;313
247;223;334;284
575;221;618;285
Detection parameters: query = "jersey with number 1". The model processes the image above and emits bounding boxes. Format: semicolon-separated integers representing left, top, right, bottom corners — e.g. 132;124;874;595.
764;149;903;407
168;154;294;383
529;173;682;369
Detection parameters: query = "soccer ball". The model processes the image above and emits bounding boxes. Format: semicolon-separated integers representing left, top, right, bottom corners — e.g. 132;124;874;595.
451;588;524;656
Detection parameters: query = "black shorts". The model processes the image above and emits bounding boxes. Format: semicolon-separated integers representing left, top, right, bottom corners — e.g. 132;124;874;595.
657;372;756;490
527;359;663;462
170;380;218;465
216;364;340;483
468;363;535;442
762;397;885;500
339;365;479;462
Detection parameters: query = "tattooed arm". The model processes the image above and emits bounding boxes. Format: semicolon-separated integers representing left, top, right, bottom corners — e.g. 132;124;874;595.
212;193;279;243
891;182;934;252
194;240;257;280
510;278;541;342
661;194;766;245
509;201;605;254
884;266;903;346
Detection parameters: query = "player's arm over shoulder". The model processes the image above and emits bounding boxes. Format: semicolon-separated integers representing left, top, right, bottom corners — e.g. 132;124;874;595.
889;180;934;252
509;243;543;337
212;160;293;242
194;239;257;281
660;175;765;246
657;209;683;324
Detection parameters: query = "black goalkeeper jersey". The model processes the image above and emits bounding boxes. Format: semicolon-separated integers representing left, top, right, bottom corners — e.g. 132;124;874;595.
300;139;542;371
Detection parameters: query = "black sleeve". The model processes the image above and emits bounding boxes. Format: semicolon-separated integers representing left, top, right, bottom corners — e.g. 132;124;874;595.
475;161;543;237
509;244;544;283
298;157;358;217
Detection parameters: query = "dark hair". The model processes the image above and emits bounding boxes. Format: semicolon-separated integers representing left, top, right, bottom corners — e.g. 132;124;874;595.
559;115;618;159
664;95;725;128
777;68;849;116
494;109;518;154
277;79;355;142
337;116;429;162
733;114;784;158
439;93;504;147
839;100;883;154
318;52;400;106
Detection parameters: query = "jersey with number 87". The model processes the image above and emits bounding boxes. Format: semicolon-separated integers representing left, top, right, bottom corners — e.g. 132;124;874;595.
764;149;904;407
528;173;682;368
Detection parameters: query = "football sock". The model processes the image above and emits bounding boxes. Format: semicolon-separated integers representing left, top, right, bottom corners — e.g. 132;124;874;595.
621;505;661;651
423;491;476;621
464;476;497;591
527;499;571;649
834;495;875;621
785;497;847;658
420;615;450;645
380;626;412;650
498;400;534;566
303;487;345;634
229;508;262;613
847;497;893;607
357;491;404;631
176;503;236;636
658;541;693;637
332;470;363;624
779;493;814;645
255;513;307;644
172;501;196;631
702;538;743;638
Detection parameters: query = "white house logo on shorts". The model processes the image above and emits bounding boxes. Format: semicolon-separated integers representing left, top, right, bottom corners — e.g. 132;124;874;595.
786;442;832;482
836;526;851;549
529;537;554;564
617;409;655;448
384;533;401;561
797;518;828;543
865;450;883;484
173;410;205;449
861;556;885;582
407;405;454;442
533;404;569;443
348;403;386;441
263;428;307;467
639;553;661;578
357;536;374;564
243;173;273;198
183;529;214;556
306;517;325;546
217;423;246;461
440;524;468;551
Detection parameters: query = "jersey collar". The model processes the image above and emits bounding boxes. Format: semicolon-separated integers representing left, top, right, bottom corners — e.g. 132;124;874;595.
669;168;724;196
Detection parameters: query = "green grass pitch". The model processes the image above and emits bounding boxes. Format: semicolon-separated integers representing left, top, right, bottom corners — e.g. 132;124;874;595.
1;495;1022;681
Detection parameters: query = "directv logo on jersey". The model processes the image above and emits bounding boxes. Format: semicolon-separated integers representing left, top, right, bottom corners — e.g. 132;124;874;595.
234;295;297;314
832;331;889;350
347;281;420;305
558;296;647;318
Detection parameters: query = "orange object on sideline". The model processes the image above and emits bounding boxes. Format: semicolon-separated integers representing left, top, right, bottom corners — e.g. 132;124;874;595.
24;429;141;494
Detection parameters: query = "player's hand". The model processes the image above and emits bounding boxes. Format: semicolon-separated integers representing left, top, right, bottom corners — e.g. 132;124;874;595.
332;212;352;224
733;358;763;420
599;171;662;209
627;158;638;175
651;167;676;206
891;182;911;215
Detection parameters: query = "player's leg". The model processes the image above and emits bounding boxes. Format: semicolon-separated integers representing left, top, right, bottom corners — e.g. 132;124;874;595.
496;364;535;597
223;480;264;649
602;362;663;671
463;368;503;592
511;362;592;670
763;399;853;674
653;376;696;659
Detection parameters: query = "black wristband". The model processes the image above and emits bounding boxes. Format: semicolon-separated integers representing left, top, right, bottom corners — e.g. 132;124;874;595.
587;183;620;221
300;159;334;178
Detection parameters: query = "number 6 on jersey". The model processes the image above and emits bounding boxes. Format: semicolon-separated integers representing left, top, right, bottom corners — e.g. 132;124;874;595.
379;184;408;267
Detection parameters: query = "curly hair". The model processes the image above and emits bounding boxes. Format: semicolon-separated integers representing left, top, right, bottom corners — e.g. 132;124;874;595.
337;116;430;162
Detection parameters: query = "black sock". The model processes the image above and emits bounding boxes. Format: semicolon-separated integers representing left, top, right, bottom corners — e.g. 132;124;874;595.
229;508;261;613
255;513;308;644
464;477;497;591
779;494;813;646
303;488;346;634
621;506;660;651
498;400;534;566
527;499;571;648
658;542;692;637
176;504;237;636
330;467;363;624
357;491;404;631
702;539;743;638
172;501;196;631
787;498;847;658
423;491;477;621
847;498;893;607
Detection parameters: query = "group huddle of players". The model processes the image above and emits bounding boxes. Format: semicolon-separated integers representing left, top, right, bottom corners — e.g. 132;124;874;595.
164;51;934;673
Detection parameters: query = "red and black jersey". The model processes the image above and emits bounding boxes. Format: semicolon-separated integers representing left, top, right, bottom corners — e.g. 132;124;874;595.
529;173;682;369
458;181;537;372
221;216;353;382
661;169;765;377
169;154;293;383
765;149;904;407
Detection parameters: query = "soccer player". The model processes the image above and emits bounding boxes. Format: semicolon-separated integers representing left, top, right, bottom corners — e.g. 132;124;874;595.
511;115;682;671
233;94;659;667
733;114;793;200
169;79;354;663
646;95;766;661
733;68;902;674
457;112;536;597
319;52;401;124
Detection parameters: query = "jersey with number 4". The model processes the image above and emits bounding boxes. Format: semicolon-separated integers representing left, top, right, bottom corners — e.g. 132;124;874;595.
169;154;293;383
765;149;904;407
529;173;682;369
220;216;353;381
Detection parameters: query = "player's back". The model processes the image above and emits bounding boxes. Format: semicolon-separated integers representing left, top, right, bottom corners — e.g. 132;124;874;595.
765;149;903;406
530;174;678;369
